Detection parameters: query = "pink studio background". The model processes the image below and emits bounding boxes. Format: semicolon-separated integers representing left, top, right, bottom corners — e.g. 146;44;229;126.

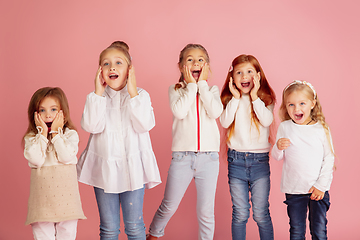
1;0;359;239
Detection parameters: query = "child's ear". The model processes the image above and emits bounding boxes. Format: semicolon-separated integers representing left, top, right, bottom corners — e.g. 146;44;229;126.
311;100;317;109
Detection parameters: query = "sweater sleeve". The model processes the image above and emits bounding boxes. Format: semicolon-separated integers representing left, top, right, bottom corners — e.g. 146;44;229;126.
197;81;223;119
24;127;49;168
51;128;79;164
129;89;155;133
81;92;106;134
169;83;197;119
219;97;240;128
271;123;285;161
313;129;335;192
252;99;274;127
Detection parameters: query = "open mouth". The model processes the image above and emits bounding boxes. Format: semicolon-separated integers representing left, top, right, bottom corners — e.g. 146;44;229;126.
192;70;201;79
294;114;303;120
241;82;251;88
109;74;119;80
46;122;52;128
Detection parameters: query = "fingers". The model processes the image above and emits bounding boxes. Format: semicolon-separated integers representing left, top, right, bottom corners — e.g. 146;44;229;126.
182;65;196;83
95;66;106;96
229;77;240;99
199;63;209;81
309;187;325;201
277;138;291;150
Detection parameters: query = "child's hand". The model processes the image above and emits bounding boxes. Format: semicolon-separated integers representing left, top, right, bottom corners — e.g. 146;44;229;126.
277;138;291;150
34;112;48;137
250;72;261;101
198;63;209;82
182;65;196;84
51;110;64;135
308;186;325;201
95;66;106;96
229;77;240;99
127;66;138;98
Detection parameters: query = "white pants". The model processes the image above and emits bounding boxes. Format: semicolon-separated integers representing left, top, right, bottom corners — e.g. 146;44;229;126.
31;220;78;240
149;152;219;240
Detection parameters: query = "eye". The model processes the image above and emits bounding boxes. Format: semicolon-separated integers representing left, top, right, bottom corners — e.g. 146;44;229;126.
51;108;58;112
248;70;252;74
300;102;305;105
199;59;204;62
187;58;193;62
237;71;242;75
116;61;122;65
103;62;109;66
39;109;45;113
288;104;294;107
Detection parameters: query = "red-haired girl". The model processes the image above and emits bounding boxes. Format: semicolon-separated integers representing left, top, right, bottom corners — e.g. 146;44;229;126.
220;55;276;240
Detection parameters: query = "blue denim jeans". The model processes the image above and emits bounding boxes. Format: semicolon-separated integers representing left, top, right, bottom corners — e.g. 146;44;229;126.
227;149;273;240
94;187;146;240
149;151;219;240
284;192;330;240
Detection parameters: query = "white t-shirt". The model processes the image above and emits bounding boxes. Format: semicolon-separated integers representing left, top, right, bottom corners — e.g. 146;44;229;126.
272;120;334;194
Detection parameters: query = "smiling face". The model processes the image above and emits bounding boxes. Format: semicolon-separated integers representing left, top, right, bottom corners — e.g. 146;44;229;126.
38;96;60;126
232;62;257;94
181;48;207;81
100;48;129;91
285;90;316;125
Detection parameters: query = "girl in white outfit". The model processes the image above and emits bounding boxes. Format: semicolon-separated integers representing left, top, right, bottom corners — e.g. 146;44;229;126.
147;44;223;240
24;87;86;240
77;41;161;240
272;80;335;239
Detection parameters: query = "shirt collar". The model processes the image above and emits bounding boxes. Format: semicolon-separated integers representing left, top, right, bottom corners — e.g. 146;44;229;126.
105;85;128;98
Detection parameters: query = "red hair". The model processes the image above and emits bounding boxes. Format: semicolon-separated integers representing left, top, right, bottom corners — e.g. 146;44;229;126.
220;54;276;143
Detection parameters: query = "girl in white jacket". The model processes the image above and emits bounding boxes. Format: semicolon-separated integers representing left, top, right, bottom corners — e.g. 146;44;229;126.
147;44;223;240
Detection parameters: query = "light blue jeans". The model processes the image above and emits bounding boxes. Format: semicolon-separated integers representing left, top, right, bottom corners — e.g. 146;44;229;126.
227;149;273;240
149;151;219;240
94;187;146;240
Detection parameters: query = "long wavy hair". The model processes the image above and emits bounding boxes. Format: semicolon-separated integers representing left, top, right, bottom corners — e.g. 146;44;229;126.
23;87;76;143
220;54;276;143
279;81;334;154
174;43;210;90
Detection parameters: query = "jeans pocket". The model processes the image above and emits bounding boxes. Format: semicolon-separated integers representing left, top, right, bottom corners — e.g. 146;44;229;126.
255;153;269;163
171;152;186;162
209;152;219;161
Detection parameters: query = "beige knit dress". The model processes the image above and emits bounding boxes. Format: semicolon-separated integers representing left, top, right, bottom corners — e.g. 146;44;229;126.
24;128;86;225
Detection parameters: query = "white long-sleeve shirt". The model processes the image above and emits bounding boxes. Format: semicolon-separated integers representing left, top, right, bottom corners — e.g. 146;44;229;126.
220;95;274;153
169;81;223;152
271;120;334;194
24;127;79;168
77;85;161;193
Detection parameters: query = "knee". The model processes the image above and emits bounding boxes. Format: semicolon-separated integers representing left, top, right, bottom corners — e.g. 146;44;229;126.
252;208;271;224
99;218;120;237
232;208;250;223
124;218;145;237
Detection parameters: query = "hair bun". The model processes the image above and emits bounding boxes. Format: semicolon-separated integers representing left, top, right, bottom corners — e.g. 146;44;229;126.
110;41;129;51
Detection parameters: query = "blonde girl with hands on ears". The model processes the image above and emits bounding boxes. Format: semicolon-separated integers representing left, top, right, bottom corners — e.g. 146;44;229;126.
24;87;86;240
77;41;161;240
272;81;335;240
147;44;223;240
220;55;276;240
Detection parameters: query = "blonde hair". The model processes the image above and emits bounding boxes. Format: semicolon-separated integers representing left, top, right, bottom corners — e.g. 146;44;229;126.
175;43;210;90
99;41;132;66
280;81;334;155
